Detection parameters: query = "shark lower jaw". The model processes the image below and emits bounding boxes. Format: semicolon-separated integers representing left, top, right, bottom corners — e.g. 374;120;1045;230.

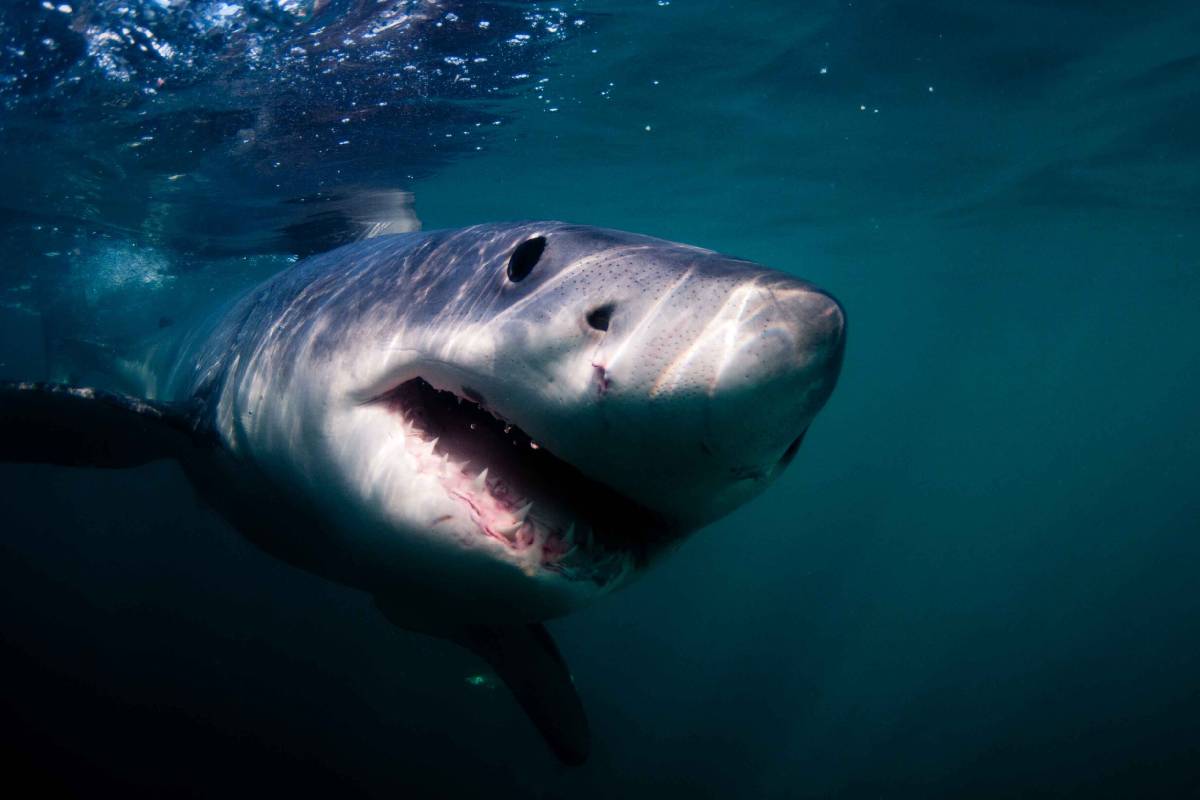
372;377;668;586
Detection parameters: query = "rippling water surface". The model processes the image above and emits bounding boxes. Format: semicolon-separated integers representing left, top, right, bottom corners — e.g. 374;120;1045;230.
2;1;1199;797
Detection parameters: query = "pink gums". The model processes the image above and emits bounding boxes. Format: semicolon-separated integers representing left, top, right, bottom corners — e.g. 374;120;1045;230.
407;433;573;565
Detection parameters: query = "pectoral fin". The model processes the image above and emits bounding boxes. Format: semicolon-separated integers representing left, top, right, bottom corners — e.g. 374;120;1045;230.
451;623;591;766
0;381;206;468
375;597;590;765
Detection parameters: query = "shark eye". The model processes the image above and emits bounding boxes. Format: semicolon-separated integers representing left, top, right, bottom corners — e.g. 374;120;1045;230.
507;236;546;282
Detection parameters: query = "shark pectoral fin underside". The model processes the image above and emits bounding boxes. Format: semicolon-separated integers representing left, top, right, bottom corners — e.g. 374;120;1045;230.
451;623;591;766
0;381;204;468
374;597;590;766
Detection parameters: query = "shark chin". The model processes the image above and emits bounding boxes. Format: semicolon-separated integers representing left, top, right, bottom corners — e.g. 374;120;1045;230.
0;220;845;767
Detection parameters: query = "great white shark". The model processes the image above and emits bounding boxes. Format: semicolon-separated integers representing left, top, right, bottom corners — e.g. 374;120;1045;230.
0;221;845;764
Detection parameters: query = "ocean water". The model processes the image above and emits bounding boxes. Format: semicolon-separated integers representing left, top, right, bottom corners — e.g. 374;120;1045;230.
2;1;1199;797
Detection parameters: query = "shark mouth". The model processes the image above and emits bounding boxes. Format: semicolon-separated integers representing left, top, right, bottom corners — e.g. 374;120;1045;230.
376;378;666;585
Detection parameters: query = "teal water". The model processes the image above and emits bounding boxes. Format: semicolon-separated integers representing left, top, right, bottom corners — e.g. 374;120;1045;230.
2;1;1199;796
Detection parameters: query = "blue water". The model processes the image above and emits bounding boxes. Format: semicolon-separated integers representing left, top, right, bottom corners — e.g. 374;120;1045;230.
2;1;1199;796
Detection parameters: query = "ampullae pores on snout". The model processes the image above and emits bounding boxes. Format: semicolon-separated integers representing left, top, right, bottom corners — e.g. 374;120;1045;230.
0;222;845;764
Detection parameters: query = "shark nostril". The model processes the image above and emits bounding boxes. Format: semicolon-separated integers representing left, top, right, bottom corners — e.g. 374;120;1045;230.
586;303;614;331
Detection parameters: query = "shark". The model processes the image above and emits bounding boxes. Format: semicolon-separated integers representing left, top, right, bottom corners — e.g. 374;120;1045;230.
0;221;845;764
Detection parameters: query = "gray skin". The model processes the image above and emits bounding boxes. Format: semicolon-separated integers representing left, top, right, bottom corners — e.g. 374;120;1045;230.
0;221;845;764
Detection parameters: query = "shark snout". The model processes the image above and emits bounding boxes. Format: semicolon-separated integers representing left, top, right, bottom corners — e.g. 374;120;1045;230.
785;284;845;376
469;230;848;533
551;271;845;529
698;279;844;462
708;279;844;394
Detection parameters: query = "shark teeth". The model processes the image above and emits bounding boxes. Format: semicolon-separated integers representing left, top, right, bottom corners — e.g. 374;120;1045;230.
391;379;638;583
495;502;534;540
518;524;535;548
496;520;523;539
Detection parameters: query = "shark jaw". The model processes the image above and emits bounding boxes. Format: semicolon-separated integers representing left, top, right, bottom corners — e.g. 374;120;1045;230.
372;377;669;586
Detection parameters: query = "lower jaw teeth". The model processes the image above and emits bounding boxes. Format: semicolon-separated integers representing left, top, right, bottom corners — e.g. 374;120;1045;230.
397;385;633;581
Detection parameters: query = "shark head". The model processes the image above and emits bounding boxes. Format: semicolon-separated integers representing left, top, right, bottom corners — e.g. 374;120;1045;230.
230;222;844;621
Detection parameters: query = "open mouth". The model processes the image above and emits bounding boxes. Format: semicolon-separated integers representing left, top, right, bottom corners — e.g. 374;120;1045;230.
373;378;667;584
